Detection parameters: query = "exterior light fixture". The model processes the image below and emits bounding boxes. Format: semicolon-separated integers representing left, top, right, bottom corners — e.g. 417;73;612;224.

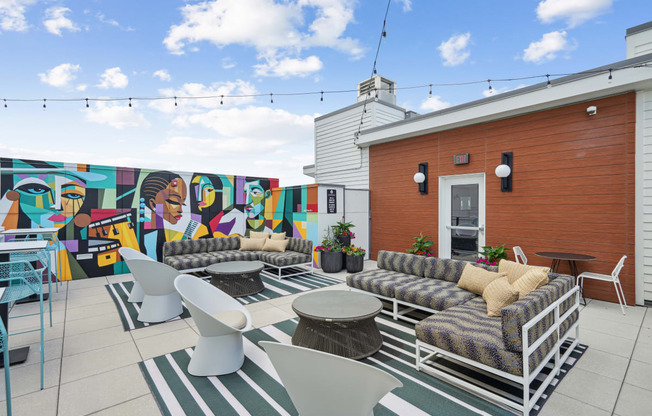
495;152;513;192
414;162;428;194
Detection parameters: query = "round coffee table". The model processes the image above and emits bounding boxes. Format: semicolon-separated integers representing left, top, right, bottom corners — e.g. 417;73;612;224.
205;261;265;297
291;290;383;360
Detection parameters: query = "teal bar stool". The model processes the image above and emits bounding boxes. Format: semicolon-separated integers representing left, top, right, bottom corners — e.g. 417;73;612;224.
0;318;11;416
9;242;53;327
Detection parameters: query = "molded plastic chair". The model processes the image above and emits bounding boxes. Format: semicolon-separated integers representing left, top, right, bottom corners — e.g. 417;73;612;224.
123;259;183;323
118;247;153;303
174;274;252;376
513;246;527;264
0;318;12;416
260;341;403;416
577;255;628;315
0;260;45;390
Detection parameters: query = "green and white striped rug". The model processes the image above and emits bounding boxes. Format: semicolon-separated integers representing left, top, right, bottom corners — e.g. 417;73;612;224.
106;269;343;331
139;314;586;415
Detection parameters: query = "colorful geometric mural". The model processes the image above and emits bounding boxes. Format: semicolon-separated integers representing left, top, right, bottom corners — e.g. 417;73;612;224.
0;157;280;280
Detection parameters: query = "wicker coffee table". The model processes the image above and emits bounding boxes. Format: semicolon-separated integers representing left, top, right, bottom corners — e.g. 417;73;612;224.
205;261;265;297
291;290;383;360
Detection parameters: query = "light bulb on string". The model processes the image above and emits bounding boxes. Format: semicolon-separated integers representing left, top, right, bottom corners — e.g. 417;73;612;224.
546;74;551;88
43;99;46;110
220;95;223;105
128;98;132;108
608;69;613;83
429;84;432;97
487;80;492;94
85;98;89;108
270;93;273;104
3;99;6;109
320;91;324;102
174;96;177;107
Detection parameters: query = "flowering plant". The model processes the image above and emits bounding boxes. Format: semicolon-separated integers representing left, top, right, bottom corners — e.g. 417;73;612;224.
407;233;434;257
314;234;342;253
342;245;366;257
477;244;509;265
332;218;355;237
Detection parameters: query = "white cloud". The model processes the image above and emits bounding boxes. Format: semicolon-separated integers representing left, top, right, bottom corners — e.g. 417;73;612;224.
438;33;471;67
523;30;572;63
397;0;412;12
163;0;362;61
38;63;81;88
84;101;150;130
149;80;258;114
536;0;612;28
97;67;129;89
43;7;79;36
420;96;451;112
222;57;236;69
96;11;134;31
0;0;37;32
76;84;87;92
153;69;171;82
254;55;323;78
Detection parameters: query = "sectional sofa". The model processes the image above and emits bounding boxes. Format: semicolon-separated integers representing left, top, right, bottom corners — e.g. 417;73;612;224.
162;236;314;279
347;250;580;415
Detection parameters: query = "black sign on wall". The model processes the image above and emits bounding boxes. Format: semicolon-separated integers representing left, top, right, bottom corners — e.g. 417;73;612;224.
327;189;337;214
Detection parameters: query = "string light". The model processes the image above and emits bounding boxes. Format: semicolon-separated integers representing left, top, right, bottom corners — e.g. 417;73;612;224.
429;84;432;97
128;97;132;108
546;74;551;88
3;99;6;109
487;79;492;92
270;93;273;104
220;95;223;105
174;96;178;107
43;98;46;109
85;98;89;108
320;91;324;102
608;69;613;80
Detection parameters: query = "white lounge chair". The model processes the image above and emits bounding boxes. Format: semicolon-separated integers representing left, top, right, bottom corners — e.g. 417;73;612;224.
260;341;402;416
577;255;628;314
513;246;527;264
174;274;252;376
118;247;153;303
123;259;183;323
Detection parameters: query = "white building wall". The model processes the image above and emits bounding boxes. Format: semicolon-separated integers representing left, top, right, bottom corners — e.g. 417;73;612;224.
637;88;652;304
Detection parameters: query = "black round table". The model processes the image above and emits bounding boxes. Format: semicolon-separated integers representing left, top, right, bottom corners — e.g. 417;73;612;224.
205;261;265;297
535;252;596;277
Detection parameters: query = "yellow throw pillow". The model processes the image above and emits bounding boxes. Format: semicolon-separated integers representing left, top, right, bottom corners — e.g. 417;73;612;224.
499;260;550;285
512;268;549;299
457;263;507;296
270;232;286;240
263;238;289;252
249;231;270;239
239;237;265;251
482;277;520;317
213;310;247;329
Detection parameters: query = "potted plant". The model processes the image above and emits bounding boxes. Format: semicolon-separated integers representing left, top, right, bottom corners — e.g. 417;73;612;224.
332;218;355;247
477;244;509;266
315;236;343;273
407;233;435;257
342;245;365;273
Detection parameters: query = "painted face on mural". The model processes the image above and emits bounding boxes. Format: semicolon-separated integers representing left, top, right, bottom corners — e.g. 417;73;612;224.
150;178;187;225
244;180;271;219
8;173;87;228
191;176;215;211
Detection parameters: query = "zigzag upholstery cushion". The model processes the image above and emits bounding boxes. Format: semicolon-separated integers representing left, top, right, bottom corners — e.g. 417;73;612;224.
286;237;313;255
164;252;220;270
415;297;557;376
260;251;311;266
212;250;260;262
347;269;421;298
501;274;577;353
394;278;477;311
206;237;240;251
423;258;467;282
377;251;426;277
163;239;209;256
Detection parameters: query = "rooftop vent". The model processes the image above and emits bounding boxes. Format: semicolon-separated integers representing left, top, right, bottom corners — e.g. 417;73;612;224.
357;75;396;105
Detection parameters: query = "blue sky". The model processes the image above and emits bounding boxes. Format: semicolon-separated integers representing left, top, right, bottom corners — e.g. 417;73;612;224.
0;0;647;185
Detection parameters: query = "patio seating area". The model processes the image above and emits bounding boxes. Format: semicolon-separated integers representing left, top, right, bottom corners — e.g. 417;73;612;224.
0;260;650;415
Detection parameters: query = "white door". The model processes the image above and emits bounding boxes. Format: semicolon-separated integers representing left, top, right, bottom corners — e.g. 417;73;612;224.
439;173;486;260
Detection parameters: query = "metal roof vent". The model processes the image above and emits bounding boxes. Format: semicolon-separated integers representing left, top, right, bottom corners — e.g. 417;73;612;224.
357;75;396;105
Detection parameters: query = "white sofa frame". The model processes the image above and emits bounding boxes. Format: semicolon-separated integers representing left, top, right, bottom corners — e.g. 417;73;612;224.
415;286;580;416
348;287;440;324
260;260;314;280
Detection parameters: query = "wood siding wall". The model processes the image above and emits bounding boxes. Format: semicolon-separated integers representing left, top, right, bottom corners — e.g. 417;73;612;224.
369;92;636;304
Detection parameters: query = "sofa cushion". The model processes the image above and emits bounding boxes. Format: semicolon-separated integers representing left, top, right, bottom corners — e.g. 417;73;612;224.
415;297;558;376
240;237;265;251
164;239;209;257
211;250;261;262
377;251;425;277
423;258;466;282
499;260;550;285
249;231;270;239
259;251;311;267
394;278;477;311
501;274;577;353
457;263;507;296
270;232;286;240
347;269;421;298
286;237;313;255
205;237;239;252
164;252;219;270
512;268;549;299
262;238;289;252
483;277;519;317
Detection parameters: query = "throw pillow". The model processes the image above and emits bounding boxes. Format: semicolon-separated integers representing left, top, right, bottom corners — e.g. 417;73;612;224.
212;310;247;329
270;232;286;240
512;268;549;299
263;238;289;252
499;259;550;285
249;231;270;239
457;263;507;296
482;277;520;317
239;237;265;251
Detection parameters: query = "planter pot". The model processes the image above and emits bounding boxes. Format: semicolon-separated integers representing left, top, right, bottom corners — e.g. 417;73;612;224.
336;235;351;247
346;255;364;273
320;251;343;273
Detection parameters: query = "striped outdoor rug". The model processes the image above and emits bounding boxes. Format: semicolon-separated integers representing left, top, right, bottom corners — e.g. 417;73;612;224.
106;269;342;331
139;314;586;415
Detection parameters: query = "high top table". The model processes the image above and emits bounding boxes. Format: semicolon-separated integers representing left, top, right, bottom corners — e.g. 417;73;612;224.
535;251;596;305
0;240;48;366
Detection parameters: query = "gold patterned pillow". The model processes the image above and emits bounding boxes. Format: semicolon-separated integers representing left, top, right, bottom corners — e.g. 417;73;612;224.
457;263;507;295
482;277;520;317
499;259;549;284
512;268;549;299
263;238;289;252
239;237;265;251
249;231;270;239
270;232;286;240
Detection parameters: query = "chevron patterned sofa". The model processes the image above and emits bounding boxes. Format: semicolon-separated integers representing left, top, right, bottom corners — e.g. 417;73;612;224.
347;250;580;415
163;236;313;279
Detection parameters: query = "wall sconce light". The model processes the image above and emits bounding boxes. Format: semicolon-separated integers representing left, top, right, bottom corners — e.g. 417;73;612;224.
413;162;428;194
495;152;513;192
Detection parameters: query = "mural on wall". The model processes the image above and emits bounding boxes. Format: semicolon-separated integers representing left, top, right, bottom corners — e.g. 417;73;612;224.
0;157;280;279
